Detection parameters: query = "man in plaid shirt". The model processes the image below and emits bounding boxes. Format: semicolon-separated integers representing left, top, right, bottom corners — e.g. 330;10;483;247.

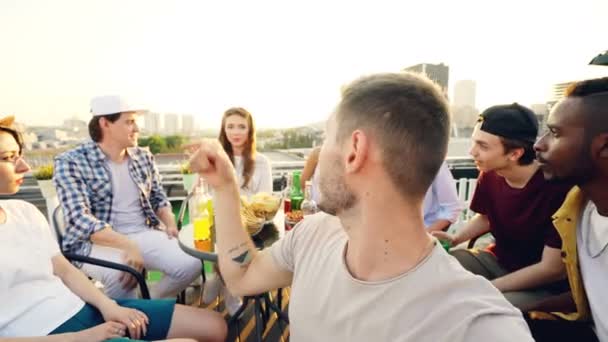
53;95;201;299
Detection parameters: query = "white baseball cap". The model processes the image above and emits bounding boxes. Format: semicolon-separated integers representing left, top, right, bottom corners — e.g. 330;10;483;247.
90;95;148;116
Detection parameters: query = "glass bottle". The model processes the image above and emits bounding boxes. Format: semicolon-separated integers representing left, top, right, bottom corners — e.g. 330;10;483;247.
283;172;292;213
290;171;304;211
301;181;318;216
190;181;212;252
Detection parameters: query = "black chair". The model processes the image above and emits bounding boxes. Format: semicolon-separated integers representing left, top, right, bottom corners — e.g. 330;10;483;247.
177;194;290;341
52;205;151;299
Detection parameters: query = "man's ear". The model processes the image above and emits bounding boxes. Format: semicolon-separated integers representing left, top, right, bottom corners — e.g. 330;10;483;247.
344;130;369;174
594;133;608;159
99;117;109;129
507;147;524;162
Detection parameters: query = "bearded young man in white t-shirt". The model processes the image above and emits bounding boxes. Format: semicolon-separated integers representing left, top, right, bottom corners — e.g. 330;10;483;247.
188;72;533;342
532;76;608;342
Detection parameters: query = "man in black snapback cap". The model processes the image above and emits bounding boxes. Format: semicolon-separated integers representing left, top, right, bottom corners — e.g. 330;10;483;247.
434;103;572;309
477;103;539;143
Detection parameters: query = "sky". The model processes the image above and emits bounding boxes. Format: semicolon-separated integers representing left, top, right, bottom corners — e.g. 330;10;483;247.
1;0;607;129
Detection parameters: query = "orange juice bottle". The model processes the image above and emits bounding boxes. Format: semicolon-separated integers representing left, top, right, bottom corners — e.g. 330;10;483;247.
193;212;212;252
190;181;213;252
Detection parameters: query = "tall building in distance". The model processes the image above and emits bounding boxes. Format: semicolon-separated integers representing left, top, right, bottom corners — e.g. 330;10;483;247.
404;63;449;95
182;114;195;135
453;80;476;108
450;80;478;132
144;112;161;134
164;113;180;135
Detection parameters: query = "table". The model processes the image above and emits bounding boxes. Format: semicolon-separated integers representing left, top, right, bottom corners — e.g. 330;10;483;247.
178;211;284;261
177;211;289;341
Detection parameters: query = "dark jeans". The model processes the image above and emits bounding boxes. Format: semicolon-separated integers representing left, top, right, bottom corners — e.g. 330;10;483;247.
451;249;568;309
525;314;598;342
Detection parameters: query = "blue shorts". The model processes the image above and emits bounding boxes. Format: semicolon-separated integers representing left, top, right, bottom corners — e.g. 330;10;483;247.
49;299;176;341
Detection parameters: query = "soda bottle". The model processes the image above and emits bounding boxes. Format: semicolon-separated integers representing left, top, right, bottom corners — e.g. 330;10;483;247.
290;171;304;211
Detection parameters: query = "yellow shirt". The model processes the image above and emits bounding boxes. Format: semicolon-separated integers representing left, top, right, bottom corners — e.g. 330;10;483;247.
551;186;591;321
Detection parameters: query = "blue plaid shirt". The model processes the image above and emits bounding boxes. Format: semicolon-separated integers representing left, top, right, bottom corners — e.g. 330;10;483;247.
53;141;170;257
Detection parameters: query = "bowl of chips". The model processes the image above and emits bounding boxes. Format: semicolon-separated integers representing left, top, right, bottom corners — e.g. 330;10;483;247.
250;192;282;221
240;192;282;235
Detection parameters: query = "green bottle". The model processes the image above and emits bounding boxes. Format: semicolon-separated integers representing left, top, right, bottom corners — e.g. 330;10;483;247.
290;171;304;210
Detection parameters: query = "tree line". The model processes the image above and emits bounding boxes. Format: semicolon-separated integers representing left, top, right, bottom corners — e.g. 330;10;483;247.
138;135;189;154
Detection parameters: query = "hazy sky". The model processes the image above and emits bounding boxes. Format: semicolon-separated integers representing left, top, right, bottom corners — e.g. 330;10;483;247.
1;0;607;129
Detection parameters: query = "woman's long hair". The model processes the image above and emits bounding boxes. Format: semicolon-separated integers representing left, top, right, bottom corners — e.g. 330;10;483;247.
218;107;257;189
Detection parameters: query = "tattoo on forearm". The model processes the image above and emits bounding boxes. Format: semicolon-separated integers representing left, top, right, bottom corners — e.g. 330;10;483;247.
232;250;253;267
227;242;248;254
227;241;253;267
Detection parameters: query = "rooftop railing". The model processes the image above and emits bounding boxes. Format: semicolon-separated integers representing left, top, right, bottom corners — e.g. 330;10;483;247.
0;156;478;216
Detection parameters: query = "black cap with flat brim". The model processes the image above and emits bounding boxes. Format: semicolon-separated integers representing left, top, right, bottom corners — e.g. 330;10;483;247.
477;103;538;143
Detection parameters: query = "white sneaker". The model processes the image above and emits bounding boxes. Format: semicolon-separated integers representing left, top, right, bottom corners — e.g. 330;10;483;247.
202;275;222;305
223;286;243;317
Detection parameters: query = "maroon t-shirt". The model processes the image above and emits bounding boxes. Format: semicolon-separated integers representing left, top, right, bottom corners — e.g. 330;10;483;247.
469;169;571;272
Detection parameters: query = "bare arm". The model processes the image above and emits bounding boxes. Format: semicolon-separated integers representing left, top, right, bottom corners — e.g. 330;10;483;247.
90;228;144;289
492;246;566;293
90;227;134;250
452;214;491;245
214;181;292;296
52;254;116;311
300;148;320;189
51;254;149;339
189;140;293;297
156;205;176;228
433;214;491;246
427;219;452;232
518;291;577;313
156;205;178;237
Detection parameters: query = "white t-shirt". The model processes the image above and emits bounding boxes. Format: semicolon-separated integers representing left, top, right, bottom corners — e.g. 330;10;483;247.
106;157;149;234
577;200;608;342
0;200;84;337
233;153;273;197
310;167;321;204
270;212;533;342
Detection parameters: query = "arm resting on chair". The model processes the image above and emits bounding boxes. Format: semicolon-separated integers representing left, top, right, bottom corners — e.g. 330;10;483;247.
453;214;491;246
519;291;577;313
63;252;150;299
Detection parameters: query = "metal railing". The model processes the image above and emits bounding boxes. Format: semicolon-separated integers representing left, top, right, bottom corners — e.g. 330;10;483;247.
1;157;477;216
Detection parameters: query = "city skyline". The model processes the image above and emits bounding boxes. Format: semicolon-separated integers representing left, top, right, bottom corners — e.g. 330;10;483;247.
1;0;607;129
